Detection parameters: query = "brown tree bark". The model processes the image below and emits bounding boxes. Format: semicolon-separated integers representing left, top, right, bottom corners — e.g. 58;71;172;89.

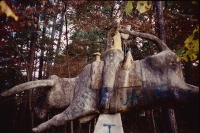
38;14;47;80
184;59;193;84
56;12;65;57
65;8;73;133
156;1;166;42
65;11;70;78
29;16;39;133
17;25;38;133
155;1;178;133
46;14;57;78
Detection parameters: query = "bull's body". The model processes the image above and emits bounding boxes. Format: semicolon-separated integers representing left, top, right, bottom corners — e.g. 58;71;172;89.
1;18;199;132
1;49;198;133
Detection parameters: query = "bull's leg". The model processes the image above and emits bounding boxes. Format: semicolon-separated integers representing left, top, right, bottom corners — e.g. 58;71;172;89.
32;112;66;133
32;108;98;133
33;86;100;133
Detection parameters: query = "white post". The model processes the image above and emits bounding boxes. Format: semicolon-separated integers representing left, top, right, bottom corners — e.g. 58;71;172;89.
93;113;124;133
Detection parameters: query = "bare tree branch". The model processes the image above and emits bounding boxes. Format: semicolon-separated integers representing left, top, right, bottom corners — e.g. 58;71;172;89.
118;28;170;52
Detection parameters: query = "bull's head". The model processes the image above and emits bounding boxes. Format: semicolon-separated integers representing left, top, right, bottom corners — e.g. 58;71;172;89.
1;74;77;119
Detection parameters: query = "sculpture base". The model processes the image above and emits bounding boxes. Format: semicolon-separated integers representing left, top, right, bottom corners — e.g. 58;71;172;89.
93;113;124;133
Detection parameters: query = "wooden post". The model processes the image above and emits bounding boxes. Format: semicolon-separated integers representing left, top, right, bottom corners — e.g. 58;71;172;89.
93;52;101;61
70;121;73;133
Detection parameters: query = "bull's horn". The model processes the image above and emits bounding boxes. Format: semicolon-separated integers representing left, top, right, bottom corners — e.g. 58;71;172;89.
122;50;134;70
1;79;54;97
118;28;170;52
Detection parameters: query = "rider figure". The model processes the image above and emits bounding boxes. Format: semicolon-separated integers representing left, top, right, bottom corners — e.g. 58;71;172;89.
99;19;124;110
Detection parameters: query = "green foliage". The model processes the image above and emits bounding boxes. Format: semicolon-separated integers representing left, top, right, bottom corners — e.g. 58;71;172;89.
124;1;152;14
176;46;185;62
68;20;74;25
177;25;199;62
176;45;185;56
68;28;106;63
136;1;152;13
124;1;133;15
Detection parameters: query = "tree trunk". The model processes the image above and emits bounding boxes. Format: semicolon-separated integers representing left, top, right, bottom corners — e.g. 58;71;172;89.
65;13;70;78
151;110;157;133
16;99;29;133
38;47;44;80
163;108;178;133
70;121;74;133
38;15;46;80
28;26;37;81
46;14;57;78
155;1;178;133
184;59;193;84
17;18;38;132
56;13;64;57
155;1;166;42
29;15;39;133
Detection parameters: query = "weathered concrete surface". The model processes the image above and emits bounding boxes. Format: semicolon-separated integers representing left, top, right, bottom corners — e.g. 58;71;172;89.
94;113;124;133
1;26;199;132
1;49;199;133
100;18;124;108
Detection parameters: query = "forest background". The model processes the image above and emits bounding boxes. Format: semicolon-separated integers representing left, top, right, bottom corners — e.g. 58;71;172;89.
0;1;199;133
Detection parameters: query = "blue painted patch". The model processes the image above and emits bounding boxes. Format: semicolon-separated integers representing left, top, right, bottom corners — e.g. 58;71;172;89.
120;83;168;106
103;124;115;133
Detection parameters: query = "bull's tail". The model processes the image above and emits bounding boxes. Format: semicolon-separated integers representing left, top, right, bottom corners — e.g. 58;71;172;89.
186;83;199;91
1;80;55;97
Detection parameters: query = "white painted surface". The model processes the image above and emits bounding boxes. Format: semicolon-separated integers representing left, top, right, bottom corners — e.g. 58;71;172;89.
93;113;124;133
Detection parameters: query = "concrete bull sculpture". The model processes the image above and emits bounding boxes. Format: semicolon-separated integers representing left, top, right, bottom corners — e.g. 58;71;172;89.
0;22;199;132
